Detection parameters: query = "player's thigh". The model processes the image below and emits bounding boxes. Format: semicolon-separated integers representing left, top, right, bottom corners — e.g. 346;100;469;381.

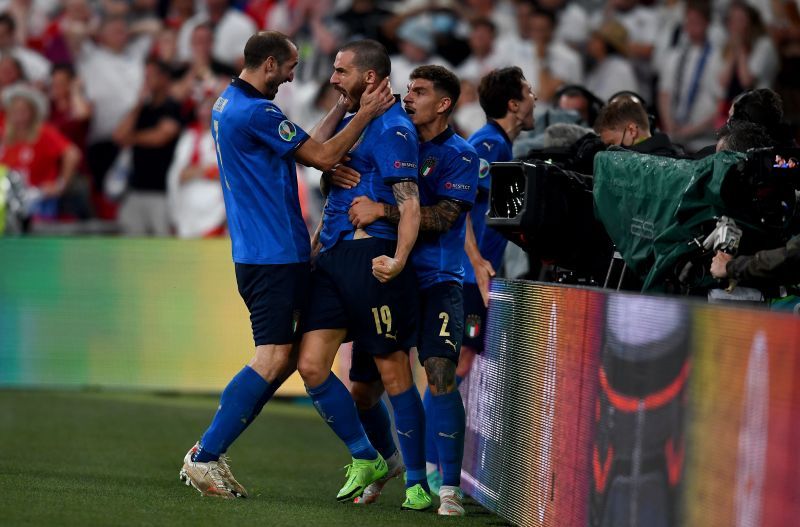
303;250;348;334
344;239;419;356
349;339;383;385
418;281;465;368
235;262;310;347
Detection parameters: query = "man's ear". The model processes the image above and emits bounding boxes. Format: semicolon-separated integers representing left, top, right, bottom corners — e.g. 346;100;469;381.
628;122;640;140
264;56;276;73
364;70;377;85
438;97;453;115
508;98;519;114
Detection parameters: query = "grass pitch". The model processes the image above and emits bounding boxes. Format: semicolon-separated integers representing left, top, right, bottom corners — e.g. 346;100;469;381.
0;389;504;526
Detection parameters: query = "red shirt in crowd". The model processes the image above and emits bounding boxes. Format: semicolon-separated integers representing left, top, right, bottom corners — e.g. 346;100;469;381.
0;123;70;188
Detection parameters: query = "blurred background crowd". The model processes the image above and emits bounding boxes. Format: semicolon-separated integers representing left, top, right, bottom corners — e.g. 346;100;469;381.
0;0;798;237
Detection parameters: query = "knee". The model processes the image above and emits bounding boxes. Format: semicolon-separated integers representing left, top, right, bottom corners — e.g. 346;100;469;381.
297;354;328;388
424;357;457;395
250;345;293;382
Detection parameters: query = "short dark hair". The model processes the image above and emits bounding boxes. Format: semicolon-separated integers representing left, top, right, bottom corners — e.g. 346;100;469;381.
530;7;557;27
730;88;784;128
339;39;391;80
470;16;496;34
146;57;172;76
0;13;16;32
409;65;461;115
243;31;295;70
686;0;712;22
478;67;526;120
716;120;774;151
594;99;650;132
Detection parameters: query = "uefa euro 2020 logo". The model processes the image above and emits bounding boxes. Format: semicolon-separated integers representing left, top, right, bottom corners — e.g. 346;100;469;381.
278;120;297;142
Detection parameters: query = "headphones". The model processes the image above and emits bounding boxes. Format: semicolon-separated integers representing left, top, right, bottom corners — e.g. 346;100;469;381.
554;84;606;126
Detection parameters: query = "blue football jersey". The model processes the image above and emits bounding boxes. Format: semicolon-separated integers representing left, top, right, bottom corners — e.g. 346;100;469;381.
211;78;311;264
319;99;419;250
412;128;478;289
464;121;513;283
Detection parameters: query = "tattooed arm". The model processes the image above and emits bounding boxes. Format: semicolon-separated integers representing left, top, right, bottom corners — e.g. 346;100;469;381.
371;181;420;283
349;196;463;234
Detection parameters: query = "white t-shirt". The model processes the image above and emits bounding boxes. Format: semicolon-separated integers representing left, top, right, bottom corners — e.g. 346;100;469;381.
660;42;723;126
166;127;226;238
586;56;639;102
77;38;150;142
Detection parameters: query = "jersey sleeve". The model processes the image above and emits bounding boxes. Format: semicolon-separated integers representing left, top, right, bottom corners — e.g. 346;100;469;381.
437;148;478;209
248;103;310;159
473;137;503;193
374;126;419;185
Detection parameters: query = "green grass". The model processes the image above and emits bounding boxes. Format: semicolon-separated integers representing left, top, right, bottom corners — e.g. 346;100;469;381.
0;390;504;526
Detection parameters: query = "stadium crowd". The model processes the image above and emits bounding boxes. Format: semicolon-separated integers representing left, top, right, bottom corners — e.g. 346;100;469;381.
1;0;798;237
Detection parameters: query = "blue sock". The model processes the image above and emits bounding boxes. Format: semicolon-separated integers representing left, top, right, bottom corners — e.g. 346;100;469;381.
422;387;439;467
195;366;269;462
307;372;377;460
430;390;466;487
247;380;281;426
358;399;398;460
389;387;428;490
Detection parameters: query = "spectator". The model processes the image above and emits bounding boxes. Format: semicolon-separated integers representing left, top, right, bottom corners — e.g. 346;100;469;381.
0;84;81;220
389;16;452;90
72;14;151;218
113;58;182;236
658;0;723;152
164;0;195;30
456;17;504;84
38;0;97;66
48;63;91;171
171;22;232;119
177;0;256;72
333;0;394;48
585;20;638;101
0;12;50;86
594;98;682;156
537;0;590;48
717;1;780;122
0;53;24;94
166;94;224;238
592;0;660;100
526;7;583;106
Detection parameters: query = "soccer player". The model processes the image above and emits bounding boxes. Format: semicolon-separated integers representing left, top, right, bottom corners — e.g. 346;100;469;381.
422;66;536;490
178;31;394;499
346;65;479;515
295;40;425;506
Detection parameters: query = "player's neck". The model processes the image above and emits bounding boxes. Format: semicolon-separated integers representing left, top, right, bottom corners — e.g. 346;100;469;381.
417;118;448;143
494;114;521;141
238;71;267;96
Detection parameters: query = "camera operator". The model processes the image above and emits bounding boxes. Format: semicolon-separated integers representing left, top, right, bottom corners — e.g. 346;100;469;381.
710;235;800;288
593;98;682;157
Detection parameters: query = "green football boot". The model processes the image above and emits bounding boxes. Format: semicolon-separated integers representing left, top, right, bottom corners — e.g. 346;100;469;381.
336;455;388;502
401;483;432;511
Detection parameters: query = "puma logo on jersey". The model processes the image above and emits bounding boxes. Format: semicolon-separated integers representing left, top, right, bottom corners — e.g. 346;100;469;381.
396;131;410;140
397;429;414;438
445;339;457;352
385;332;397;341
438;432;458;439
462;156;472;163
482;141;493;151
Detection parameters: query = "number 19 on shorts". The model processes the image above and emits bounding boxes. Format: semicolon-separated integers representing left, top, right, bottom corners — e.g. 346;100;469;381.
371;305;393;335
